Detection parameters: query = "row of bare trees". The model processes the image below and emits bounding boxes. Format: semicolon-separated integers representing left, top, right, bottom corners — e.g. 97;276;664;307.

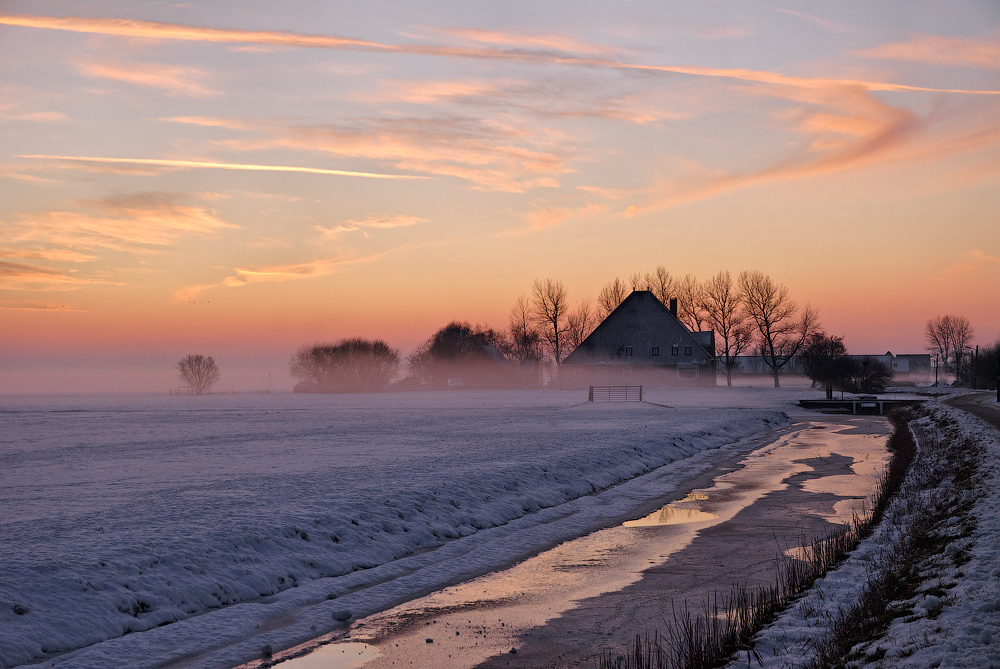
588;268;819;387
925;315;975;375
443;268;821;388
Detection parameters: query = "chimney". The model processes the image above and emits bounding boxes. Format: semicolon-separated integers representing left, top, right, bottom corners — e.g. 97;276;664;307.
669;298;677;316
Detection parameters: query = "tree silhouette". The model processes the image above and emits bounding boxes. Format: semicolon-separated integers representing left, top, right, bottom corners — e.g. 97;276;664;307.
739;270;819;388
800;333;851;389
177;354;220;394
407;322;508;388
925;314;974;375
532;278;570;365
702;270;754;386
290;339;398;392
597;277;629;317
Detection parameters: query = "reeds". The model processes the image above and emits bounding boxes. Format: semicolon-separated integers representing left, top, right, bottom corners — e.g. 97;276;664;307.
599;410;917;669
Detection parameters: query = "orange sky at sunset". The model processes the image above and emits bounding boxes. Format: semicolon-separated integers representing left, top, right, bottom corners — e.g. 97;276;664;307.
2;2;998;393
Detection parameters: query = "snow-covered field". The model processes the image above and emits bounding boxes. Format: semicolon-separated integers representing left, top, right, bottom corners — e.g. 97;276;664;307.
730;393;1000;668
0;388;797;668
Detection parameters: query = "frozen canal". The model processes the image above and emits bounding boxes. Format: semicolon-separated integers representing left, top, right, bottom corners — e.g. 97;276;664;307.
265;415;891;668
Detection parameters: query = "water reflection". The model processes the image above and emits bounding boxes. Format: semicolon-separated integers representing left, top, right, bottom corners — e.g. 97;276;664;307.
623;493;719;527
279;642;378;669
276;418;889;669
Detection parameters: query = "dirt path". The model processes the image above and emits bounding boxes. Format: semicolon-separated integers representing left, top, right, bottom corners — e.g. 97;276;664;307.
945;392;1000;431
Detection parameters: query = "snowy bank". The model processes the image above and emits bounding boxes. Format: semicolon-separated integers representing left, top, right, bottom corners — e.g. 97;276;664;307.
729;394;1000;668
0;390;790;668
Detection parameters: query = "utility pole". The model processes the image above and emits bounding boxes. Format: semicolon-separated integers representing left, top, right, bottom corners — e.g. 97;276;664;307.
972;345;978;391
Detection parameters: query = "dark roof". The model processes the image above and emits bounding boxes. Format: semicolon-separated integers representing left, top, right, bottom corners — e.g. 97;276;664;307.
563;290;714;365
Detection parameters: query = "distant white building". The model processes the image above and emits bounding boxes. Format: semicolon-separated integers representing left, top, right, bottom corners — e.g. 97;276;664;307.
729;352;932;383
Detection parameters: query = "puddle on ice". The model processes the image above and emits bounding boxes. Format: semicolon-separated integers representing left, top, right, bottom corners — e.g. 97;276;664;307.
276;417;890;669
623;493;719;526
280;643;379;669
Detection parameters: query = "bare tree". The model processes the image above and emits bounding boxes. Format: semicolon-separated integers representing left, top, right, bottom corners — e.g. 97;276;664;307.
738;270;820;388
177;354;220;395
507;295;543;365
925;314;975;375
566;299;597;351
702;270;754;386
597;277;629;317
643;266;676;307
677;274;707;331
532;278;570;365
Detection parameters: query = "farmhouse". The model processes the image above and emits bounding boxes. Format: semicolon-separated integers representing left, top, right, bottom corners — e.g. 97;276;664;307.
561;290;716;387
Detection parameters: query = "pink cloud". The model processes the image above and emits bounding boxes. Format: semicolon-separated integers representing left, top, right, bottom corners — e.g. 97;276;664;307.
77;61;218;96
856;34;1000;70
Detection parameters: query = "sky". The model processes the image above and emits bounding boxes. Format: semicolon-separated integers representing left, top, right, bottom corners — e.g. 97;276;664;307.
1;1;998;394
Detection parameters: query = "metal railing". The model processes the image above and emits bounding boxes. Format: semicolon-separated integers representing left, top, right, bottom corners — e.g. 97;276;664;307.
588;385;643;402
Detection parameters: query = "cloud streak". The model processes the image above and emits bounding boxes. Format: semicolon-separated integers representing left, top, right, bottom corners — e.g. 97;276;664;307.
4;192;236;257
166;115;569;192
856;34;1000;70
0;259;119;291
77;61;218;96
175;248;401;300
0;302;86;312
315;214;426;240
19;155;428;180
4;14;998;97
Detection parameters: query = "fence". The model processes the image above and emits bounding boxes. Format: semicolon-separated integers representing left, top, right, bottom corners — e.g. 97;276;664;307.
588;385;643;402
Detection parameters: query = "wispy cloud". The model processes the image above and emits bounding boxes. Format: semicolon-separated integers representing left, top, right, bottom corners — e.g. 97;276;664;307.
315;214;426;241
0;84;70;123
4;110;68;122
856;34;1000;70
576;185;629;200
0;259;118;291
20;155;427;180
174;247;400;300
0;260;63;278
767;6;853;33
1;248;98;262
367;77;666;124
631;75;1000;214
5;14;997;97
0;300;86;312
77;61;218;96
5;192;236;254
170;115;569;192
0;14;382;49
521;202;608;232
425;26;619;56
936;249;1000;280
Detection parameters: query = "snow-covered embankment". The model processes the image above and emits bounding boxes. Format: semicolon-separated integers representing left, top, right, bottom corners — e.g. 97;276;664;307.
1;392;789;668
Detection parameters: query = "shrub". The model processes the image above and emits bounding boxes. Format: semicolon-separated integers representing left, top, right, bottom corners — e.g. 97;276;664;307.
290;338;399;393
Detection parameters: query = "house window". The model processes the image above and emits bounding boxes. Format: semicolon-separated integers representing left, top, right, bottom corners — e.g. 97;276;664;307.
684;346;692;355
671;344;679;355
651;346;659;356
625;346;633;357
